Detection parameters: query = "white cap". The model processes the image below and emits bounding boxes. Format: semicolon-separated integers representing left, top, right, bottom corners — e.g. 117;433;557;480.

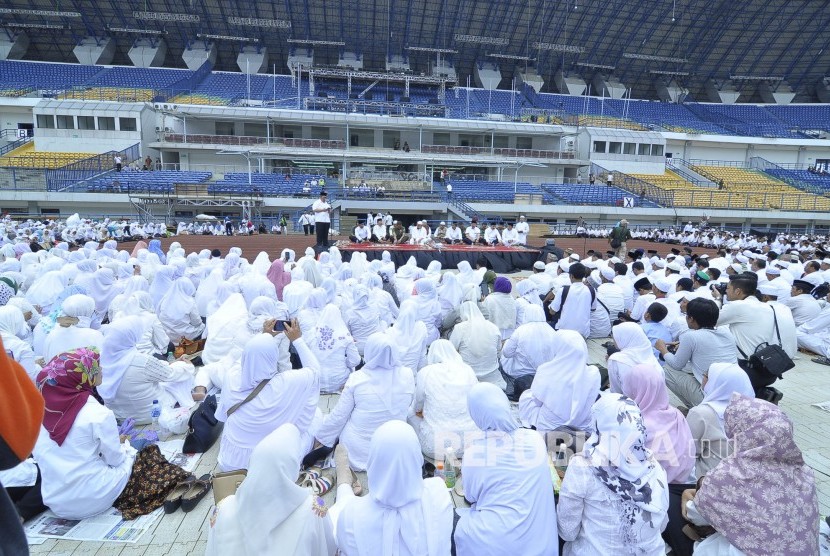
699;254;709;259
730;263;745;274
440;222;446;225
654;260;666;269
589;270;602;286
654;278;673;293
569;253;580;261
610;257;621;264
803;272;823;287
758;282;783;297
766;266;781;276
600;266;616;281
736;255;749;264
667;262;682;272
533;261;546;270
558;260;571;272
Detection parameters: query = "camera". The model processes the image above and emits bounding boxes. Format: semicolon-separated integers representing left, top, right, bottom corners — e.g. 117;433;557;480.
712;282;728;297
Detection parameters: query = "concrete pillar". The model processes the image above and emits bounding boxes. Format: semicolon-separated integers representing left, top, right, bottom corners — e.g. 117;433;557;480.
553;70;585;96
758;81;796;105
128;38;168;68
182;40;216;71
0;30;29;60
705;79;740;104
655;79;689;103
237;45;268;74
474;61;502;90
73;36;115;65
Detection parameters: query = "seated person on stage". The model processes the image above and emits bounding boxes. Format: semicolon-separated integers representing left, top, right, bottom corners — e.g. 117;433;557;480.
349;221;370;243
483;222;502;246
444;222;463;244
502;222;519;246
389;221;409;244
433;221;448;242
370;217;388;243
464;220;487;245
409;221;431;245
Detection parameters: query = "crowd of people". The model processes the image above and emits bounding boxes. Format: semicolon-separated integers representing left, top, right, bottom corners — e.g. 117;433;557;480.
0;213;826;556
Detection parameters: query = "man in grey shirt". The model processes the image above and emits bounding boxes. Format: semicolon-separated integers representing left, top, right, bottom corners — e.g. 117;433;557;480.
655;297;738;408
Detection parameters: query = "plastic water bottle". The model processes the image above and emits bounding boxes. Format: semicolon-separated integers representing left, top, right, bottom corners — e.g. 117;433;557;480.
434;461;445;482
151;399;161;426
443;448;457;489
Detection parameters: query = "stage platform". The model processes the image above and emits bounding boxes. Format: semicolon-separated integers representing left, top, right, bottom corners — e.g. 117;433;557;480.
337;242;540;273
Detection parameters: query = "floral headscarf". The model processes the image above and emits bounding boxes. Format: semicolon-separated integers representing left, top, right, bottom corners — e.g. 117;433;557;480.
0;282;12;307
37;347;101;446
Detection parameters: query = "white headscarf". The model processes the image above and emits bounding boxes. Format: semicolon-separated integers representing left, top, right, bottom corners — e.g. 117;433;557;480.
25;270;67;311
251;251;271;275
456;260;483;287
98;316;143;400
149;266;175;309
342;420;450;556
526;330;600;430
158;277;198;323
0;305;26;340
207;424;335;556
361;332;407;413
700;362;755;426
608;322;663;391
438;272;464;311
202;292;248;365
60;294;95;328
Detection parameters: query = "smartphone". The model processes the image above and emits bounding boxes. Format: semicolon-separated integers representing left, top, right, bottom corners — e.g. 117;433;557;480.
273;320;291;332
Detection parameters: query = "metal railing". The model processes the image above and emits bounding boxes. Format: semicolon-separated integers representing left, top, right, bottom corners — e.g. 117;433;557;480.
0;135;32;157
421;144;574;160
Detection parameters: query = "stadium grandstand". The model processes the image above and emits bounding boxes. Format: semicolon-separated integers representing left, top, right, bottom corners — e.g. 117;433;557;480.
0;0;830;235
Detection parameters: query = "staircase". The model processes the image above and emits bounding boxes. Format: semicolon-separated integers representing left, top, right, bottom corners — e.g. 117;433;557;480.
667;159;717;187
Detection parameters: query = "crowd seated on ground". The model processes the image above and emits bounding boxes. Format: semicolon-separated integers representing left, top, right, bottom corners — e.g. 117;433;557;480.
0;212;826;556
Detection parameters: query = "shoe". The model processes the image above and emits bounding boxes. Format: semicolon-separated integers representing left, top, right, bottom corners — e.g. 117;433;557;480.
812;356;830;367
163;475;196;513
180;474;212;512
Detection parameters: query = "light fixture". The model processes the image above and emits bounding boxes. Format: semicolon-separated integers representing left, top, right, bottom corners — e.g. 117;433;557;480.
488;53;535;61
533;42;585;54
108;26;166;35
0;8;81;17
287;39;345;46
197;33;258;43
622;53;688;63
729;75;785;81
576;62;615;70
407;46;458;54
3;22;67;29
133;11;199;23
454;34;509;46
650;70;689;76
228;17;291;29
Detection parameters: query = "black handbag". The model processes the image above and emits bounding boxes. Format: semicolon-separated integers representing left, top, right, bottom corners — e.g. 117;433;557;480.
738;306;795;380
182;394;223;454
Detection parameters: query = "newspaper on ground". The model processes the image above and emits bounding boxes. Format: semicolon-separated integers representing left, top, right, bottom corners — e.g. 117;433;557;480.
24;438;202;543
812;401;830;414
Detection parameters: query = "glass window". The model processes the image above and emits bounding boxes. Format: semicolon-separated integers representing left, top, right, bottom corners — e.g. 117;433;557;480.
119;118;137;132
56;115;75;129
623;142;636;155
36;115;55;129
78;116;95;130
516;136;533;149
609;141;622;154
98;117;115;131
652;144;664;156
638;144;651;156
593;141;607;153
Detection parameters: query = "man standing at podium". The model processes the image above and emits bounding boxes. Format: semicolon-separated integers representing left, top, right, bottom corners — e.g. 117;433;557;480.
312;191;332;248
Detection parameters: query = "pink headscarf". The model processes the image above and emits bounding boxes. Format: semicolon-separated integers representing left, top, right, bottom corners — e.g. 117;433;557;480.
695;394;819;555
131;240;148;258
266;259;292;301
620;364;695;483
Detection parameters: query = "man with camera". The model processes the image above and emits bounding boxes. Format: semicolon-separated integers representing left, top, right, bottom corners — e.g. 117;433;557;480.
715;272;797;393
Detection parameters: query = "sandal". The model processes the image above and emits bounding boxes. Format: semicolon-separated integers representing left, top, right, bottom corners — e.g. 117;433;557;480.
812;356;830;366
350;470;363;497
163;474;196;513
181;474;212;512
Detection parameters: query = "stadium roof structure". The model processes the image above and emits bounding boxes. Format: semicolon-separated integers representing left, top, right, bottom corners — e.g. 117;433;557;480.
2;0;830;101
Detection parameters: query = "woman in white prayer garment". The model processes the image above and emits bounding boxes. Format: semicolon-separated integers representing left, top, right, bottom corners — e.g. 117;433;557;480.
481;277;517;340
437;271;464;323
157;277;205;344
298;288;328;338
194;296;285;398
450;301;505;388
385;299;428;374
454;383;558;556
410;278;442;344
362;273;399;325
107;275;149;322
410;339;478;459
345;284;383;356
333;420;453;556
394;257;419;303
607;322;663;394
24;270;67;316
200;291;248;366
42;294;104;363
216;323;321;472
314;333;416;471
0;305;38;380
499;304;556;395
309;304;361;394
206;424;336;556
513;279;544;327
518;329;601;433
122;291;170;357
99;316;196;423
